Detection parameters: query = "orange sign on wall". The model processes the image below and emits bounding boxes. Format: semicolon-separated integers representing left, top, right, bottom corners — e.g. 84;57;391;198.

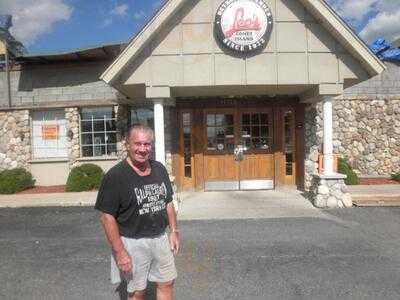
42;125;59;140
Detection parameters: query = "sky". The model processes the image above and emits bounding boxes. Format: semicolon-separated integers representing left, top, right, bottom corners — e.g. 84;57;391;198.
0;0;400;54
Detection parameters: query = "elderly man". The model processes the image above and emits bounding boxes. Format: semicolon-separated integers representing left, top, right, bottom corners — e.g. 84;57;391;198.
95;125;179;300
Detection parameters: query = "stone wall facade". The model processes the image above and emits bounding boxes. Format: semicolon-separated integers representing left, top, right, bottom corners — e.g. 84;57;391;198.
310;175;352;208
65;107;81;168
0;103;175;176
304;102;323;191
333;99;400;176
0;110;31;170
304;97;400;190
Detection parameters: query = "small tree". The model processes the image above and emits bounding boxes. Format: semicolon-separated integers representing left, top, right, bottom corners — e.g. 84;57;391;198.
338;158;359;185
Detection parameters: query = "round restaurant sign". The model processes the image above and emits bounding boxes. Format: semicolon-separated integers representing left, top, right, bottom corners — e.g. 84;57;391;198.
215;0;273;53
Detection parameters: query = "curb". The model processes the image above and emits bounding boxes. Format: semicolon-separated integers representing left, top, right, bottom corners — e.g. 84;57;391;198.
0;192;97;208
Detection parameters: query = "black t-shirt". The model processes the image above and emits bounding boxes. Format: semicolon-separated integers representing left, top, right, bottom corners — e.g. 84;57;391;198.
95;159;173;238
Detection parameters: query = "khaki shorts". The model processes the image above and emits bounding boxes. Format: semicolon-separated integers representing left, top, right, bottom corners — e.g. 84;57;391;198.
110;233;177;293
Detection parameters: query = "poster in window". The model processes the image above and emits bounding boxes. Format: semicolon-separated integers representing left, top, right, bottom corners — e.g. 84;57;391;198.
42;125;59;140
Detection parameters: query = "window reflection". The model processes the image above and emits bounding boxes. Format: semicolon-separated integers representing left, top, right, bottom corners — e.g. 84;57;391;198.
80;107;117;157
241;112;271;151
182;113;192;178
206;113;235;152
284;111;294;176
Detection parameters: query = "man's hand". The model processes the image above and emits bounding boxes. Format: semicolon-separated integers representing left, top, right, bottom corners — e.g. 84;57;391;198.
115;248;132;273
169;231;180;255
99;213;132;273
166;201;180;255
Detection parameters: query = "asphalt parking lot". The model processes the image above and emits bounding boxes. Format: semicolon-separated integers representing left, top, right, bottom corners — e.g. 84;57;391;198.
0;206;400;300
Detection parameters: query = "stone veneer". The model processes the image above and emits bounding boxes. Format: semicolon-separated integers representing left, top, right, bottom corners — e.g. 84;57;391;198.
0;110;31;170
310;174;353;208
304;103;323;191
333;98;400;176
304;97;400;206
65;107;81;167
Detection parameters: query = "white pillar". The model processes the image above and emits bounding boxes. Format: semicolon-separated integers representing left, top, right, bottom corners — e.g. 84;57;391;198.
154;100;166;165
323;97;334;175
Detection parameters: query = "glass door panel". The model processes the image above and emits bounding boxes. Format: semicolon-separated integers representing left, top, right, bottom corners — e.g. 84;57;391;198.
238;109;274;190
240;111;273;153
205;113;235;153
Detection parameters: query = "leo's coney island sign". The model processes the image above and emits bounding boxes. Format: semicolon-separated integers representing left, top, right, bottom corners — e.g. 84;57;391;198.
215;0;273;53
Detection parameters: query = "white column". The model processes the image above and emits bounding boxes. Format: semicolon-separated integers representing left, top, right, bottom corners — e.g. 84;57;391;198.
323;97;334;175
154;100;166;165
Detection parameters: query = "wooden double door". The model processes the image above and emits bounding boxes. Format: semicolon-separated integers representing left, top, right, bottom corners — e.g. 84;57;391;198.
202;107;274;190
175;103;301;191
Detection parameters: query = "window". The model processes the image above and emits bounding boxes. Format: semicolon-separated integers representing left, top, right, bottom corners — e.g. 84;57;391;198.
284;111;294;176
241;112;272;151
182;112;192;178
206;113;235;152
130;107;155;159
32;110;68;159
130;107;154;129
80;107;117;157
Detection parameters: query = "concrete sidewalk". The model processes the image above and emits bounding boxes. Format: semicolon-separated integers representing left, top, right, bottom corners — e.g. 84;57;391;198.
0;191;97;208
0;184;398;211
0;188;322;221
178;189;323;220
348;184;400;206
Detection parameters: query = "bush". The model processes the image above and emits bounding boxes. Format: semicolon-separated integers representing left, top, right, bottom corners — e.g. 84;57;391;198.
391;172;400;182
0;168;35;194
338;158;359;185
66;164;104;192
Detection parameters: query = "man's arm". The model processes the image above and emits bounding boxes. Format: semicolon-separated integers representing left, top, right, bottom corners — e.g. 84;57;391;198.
100;213;132;273
166;202;180;255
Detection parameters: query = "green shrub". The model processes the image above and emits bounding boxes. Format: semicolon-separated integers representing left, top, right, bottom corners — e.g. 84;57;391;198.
338;158;359;185
391;172;400;182
66;164;104;192
0;168;35;194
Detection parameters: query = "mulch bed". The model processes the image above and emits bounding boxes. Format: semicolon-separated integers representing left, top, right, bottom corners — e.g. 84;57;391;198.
15;178;399;194
17;185;66;194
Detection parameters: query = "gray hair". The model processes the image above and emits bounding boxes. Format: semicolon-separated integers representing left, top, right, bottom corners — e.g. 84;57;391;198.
125;124;154;142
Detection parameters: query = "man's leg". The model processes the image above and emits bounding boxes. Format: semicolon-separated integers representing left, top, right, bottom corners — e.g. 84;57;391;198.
128;290;145;300
156;280;174;300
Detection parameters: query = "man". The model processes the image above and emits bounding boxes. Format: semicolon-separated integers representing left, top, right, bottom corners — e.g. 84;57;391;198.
95;125;179;300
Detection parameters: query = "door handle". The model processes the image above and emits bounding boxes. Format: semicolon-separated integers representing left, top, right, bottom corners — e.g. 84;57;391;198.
234;145;244;161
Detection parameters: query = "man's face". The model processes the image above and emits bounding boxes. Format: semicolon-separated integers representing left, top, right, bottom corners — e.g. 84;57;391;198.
127;130;152;164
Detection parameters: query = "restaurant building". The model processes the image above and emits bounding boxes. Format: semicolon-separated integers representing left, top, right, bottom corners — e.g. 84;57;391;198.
1;0;397;208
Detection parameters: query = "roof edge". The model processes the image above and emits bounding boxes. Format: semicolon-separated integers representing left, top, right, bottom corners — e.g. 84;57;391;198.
301;0;386;76
100;0;185;84
102;0;387;85
20;42;126;59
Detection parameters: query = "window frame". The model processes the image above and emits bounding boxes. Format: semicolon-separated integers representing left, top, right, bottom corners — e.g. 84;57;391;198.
79;106;118;158
129;105;155;129
31;109;68;160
